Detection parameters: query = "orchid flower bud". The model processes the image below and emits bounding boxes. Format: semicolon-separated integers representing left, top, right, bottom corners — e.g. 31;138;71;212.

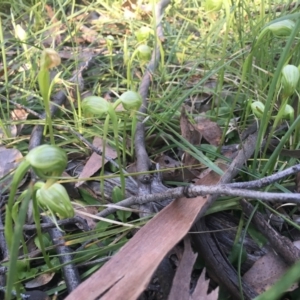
282;104;294;122
40;49;61;70
26;145;67;178
251;101;265;119
106;35;114;48
120;91;142;111
137;44;151;61
281;64;300;97
135;26;151;43
82;96;112;118
36;182;74;219
15;24;27;41
204;0;223;12
267;20;295;37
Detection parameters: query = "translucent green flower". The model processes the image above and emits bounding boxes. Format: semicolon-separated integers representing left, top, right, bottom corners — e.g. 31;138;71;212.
137;44;151;61
120;91;142;111
281;64;300;97
82;96;111;118
251;101;265;119
40;49;61;70
267;20;295;37
135;26;151;43
204;0;223;12
282;104;294;122
36;182;74;219
26;145;67;178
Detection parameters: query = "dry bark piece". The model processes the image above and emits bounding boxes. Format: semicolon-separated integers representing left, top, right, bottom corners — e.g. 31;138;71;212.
243;244;299;294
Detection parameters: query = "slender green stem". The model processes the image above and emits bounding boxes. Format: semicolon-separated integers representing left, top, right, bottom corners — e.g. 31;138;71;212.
238;202;259;300
5;160;30;252
110;111;125;198
38;68;55;145
5;184;33;300
32;185;53;268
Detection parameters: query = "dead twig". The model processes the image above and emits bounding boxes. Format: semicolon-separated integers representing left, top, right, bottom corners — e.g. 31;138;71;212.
97;162;300;218
134;0;171;214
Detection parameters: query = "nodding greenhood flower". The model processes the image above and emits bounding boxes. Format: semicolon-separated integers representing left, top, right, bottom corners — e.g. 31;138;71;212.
282;104;294;121
266;20;295;37
26;145;67;178
251;101;265;119
281;64;300;97
135;26;151;43
204;0;223;12
82;96;112;118
15;24;27;41
120;91;142;111
137;44;151;61
36;182;74;219
40;49;61;70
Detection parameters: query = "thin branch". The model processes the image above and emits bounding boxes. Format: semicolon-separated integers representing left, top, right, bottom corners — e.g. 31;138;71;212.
97;162;300;217
42;216;80;292
0;216;89;232
135;0;171;182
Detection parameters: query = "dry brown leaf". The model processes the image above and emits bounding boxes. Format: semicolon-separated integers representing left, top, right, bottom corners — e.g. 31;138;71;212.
25;272;55;288
180;107;202;168
44;4;62;45
0;108;28;140
75;137;117;188
65;163;228;300
74;206;98;230
243;242;300;293
0;147;23;191
79;25;99;43
11;108;29;135
190;268;219;300
194;116;222;146
168;236;197;300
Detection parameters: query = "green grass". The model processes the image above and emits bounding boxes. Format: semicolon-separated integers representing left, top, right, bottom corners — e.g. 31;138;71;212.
1;0;300;299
